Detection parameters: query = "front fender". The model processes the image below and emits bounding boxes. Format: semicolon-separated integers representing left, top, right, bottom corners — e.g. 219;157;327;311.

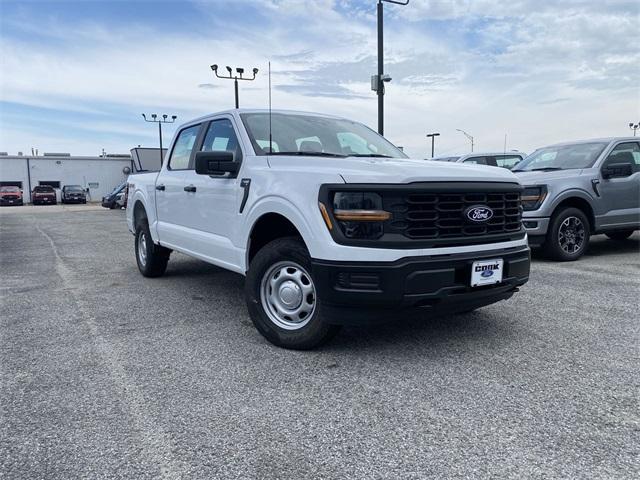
242;195;330;260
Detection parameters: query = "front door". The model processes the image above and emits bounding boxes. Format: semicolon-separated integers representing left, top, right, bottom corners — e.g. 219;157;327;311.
187;117;244;269
597;141;640;229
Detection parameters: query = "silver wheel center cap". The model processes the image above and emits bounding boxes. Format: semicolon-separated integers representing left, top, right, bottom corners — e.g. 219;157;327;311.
279;281;302;308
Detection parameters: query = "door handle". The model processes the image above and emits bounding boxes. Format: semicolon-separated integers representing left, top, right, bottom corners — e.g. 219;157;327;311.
155;184;165;191
184;185;197;193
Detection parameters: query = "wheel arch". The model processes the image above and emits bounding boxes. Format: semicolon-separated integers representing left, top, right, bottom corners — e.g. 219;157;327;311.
551;195;595;232
247;212;305;267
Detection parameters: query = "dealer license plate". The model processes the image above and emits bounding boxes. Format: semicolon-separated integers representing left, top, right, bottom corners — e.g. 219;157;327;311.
471;258;504;287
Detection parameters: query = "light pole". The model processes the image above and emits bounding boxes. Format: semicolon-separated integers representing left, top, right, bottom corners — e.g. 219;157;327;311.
372;0;409;136
456;128;474;152
211;65;258;109
142;113;177;167
426;132;440;158
630;122;639;137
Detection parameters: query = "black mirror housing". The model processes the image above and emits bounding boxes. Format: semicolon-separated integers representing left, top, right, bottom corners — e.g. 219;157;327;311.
195;151;239;176
602;162;633;179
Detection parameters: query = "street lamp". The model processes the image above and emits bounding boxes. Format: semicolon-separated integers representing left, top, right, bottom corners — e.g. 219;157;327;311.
630;122;639;137
426;132;440;158
211;64;259;109
372;0;409;136
456;128;474;152
142;113;177;167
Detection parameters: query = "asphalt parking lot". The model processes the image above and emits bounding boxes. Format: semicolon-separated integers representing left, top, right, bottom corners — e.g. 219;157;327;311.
1;206;638;479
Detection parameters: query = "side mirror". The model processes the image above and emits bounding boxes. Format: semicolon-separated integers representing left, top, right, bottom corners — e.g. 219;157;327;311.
195;151;239;176
602;162;633;179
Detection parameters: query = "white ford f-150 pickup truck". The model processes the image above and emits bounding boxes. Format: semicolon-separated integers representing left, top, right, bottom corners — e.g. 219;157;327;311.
127;109;530;349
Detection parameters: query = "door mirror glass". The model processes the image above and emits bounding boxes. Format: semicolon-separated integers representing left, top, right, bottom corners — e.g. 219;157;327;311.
195;151;239;176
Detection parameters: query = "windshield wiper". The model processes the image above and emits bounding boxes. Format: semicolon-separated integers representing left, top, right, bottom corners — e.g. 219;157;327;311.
269;151;346;158
348;153;393;158
514;167;563;172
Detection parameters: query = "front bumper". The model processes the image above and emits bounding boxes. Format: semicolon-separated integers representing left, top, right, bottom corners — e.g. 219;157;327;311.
311;245;530;325
521;215;550;246
0;198;23;205
63;197;86;203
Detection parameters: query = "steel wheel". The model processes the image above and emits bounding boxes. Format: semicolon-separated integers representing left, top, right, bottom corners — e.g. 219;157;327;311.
260;261;316;330
558;216;586;254
138;231;148;267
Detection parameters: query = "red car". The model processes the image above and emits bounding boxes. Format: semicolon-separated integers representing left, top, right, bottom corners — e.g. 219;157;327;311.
32;185;57;205
0;186;24;206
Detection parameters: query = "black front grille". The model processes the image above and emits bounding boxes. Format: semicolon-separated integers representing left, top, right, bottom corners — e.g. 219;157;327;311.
394;191;522;240
378;184;524;247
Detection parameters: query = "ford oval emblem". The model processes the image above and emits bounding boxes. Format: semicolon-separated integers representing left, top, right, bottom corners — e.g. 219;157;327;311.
465;205;494;223
481;269;494;278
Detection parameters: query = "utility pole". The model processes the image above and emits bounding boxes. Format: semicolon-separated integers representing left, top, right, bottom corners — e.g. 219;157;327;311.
456;128;474;152
630;122;639;137
211;65;258;109
426;132;440;158
373;0;409;136
142;113;177;167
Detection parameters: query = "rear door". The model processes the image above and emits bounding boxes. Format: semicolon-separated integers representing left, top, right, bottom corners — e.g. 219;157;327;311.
155;123;203;248
597;141;640;228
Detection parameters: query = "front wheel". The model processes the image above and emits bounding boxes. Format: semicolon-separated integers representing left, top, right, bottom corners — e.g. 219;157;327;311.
605;230;634;241
543;207;590;261
245;237;341;350
135;221;170;277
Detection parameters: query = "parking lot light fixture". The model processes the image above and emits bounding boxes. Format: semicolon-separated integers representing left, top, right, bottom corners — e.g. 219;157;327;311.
374;0;410;136
426;132;440;158
142;113;177;167
456;128;474;152
211;64;259;109
630;122;639;136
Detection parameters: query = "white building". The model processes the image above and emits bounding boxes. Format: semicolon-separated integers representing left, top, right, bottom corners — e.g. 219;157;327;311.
0;148;165;203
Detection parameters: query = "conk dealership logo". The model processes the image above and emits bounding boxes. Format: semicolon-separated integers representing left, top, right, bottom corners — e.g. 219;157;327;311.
475;263;500;277
465;205;494;223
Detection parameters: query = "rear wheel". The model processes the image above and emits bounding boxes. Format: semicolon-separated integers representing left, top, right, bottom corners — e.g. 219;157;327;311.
605;230;634;241
135;220;170;277
543;207;590;261
245;237;340;350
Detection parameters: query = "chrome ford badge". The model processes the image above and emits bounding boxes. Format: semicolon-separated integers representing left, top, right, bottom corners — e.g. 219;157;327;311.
465;205;494;223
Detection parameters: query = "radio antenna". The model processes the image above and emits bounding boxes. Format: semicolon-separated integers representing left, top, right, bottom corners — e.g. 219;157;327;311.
268;61;273;154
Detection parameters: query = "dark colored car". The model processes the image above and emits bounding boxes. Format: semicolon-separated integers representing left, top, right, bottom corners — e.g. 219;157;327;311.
0;186;24;206
102;182;126;209
32;185;57;205
61;185;87;204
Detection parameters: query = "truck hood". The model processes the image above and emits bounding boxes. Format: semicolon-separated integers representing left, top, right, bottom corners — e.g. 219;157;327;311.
268;156;520;184
512;169;582;185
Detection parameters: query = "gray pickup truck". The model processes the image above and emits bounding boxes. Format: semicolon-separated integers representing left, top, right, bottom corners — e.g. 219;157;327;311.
512;137;640;260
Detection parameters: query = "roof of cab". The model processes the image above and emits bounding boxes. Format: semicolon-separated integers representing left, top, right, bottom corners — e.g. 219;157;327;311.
180;108;344;128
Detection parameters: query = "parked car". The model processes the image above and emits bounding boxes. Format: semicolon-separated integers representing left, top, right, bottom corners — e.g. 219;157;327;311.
432;152;526;169
0;186;24;206
32;185;57;205
61;185;87;204
512;137;640;260
102;182;126;209
127;109;531;349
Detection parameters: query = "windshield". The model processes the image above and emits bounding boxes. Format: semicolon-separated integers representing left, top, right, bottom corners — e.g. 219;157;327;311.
240;113;407;158
434;157;460;162
66;185;84;191
514;142;608;171
110;182;126;195
0;186;20;192
34;186;54;192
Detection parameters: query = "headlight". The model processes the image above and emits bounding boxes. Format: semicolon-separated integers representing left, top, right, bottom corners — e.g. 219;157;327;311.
521;185;547;211
328;192;390;239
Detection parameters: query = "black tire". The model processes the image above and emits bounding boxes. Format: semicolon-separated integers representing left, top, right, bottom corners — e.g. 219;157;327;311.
543;207;590;261
109;203;117;209
245;237;341;350
605;230;634;241
135;220;170;277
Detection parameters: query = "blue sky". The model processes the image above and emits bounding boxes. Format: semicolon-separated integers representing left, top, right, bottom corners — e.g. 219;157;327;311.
1;0;638;158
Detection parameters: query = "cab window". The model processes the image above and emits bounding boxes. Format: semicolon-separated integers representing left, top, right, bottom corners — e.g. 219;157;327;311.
169;124;200;170
202;119;242;162
496;155;523;169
